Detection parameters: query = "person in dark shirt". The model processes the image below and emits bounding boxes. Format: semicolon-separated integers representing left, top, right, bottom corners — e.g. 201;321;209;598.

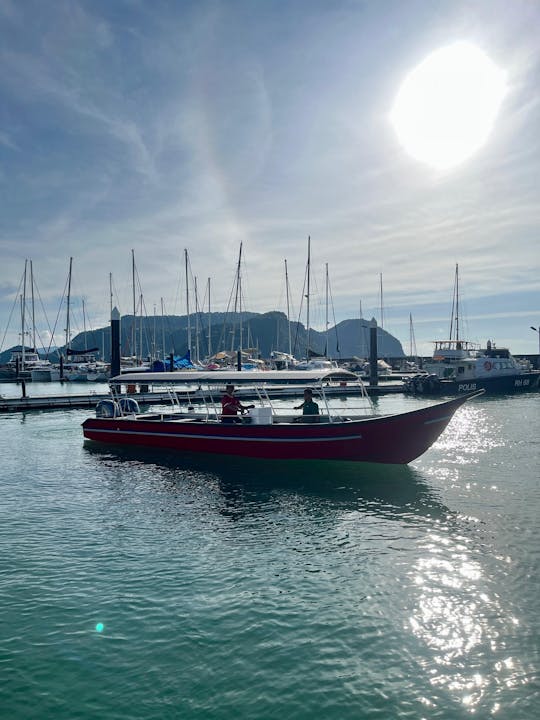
294;388;320;422
221;384;254;422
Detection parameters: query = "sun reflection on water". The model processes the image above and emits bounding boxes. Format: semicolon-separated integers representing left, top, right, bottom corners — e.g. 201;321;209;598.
434;405;504;461
408;528;528;712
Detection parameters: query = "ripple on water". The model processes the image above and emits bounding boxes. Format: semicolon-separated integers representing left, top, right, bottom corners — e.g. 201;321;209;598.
1;395;539;718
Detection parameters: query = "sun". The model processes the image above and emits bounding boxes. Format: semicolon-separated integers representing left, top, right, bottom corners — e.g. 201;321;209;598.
390;42;507;170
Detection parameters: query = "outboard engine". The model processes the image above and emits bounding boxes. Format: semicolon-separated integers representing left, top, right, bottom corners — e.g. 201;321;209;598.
118;397;140;415
96;399;119;418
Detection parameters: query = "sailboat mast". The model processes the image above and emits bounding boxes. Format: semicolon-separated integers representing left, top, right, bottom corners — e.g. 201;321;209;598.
194;276;200;364
379;272;384;330
29;260;36;351
325;262;329;357
66;256;73;351
207;278;212;358
109;273;113;318
285;259;292;357
139;293;143;360
108;273;113;360
83;299;87;351
21;259;27;367
160;298;166;360
239;245;243;356
152;304;156;360
131;249;137;361
233;243;243;356
306;236;311;359
185;249;191;356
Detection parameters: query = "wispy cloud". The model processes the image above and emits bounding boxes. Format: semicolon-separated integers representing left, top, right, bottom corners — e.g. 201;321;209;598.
1;0;540;353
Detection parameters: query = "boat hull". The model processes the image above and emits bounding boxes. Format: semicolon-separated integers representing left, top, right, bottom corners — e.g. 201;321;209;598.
406;371;539;396
82;393;478;465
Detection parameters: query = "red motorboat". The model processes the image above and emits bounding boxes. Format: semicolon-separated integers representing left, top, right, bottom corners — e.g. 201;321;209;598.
82;370;483;465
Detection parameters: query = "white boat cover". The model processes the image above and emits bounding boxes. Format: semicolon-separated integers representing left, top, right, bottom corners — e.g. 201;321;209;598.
111;369;359;386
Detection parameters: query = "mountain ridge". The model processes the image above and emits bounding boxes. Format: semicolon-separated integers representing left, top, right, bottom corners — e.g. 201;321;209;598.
0;311;404;363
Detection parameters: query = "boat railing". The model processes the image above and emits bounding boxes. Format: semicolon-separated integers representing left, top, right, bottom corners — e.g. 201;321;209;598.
107;369;373;422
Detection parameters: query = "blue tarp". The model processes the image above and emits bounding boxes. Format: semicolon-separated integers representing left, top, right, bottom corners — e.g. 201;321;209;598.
154;350;194;371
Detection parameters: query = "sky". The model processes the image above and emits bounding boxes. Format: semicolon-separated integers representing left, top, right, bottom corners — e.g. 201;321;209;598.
1;0;539;356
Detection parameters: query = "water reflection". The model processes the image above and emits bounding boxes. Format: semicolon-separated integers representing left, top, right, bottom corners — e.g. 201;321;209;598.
83;443;450;524
408;527;527;713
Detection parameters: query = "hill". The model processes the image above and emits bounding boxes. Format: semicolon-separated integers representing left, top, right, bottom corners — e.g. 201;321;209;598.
0;311;404;364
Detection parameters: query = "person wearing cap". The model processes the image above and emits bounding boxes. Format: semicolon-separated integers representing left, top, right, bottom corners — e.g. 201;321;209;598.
221;384;254;423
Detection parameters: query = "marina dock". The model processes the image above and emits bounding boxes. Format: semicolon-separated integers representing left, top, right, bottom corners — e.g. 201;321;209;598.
0;381;405;413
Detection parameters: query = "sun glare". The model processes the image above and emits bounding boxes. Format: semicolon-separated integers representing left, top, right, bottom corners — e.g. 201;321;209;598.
390;42;507;170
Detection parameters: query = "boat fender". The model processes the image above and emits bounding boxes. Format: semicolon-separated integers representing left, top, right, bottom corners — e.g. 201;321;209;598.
484;361;492;371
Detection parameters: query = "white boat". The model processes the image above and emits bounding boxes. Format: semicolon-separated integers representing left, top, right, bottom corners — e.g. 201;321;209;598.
0;349;59;381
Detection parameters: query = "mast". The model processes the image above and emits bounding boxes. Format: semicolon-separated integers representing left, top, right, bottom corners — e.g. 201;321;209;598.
109;273;113;318
30;260;36;351
325;262;329;357
21;259;27;367
379;272;384;330
131;249;136;361
152;304;157;360
65;256;73;351
161;297;166;360
409;313;418;360
83;299;87;351
449;263;460;347
108;273;113;361
455;264;460;346
139;293;143;360
232;243;243;355
359;300;365;357
239;245;243;356
185;249;191;357
285;259;292;357
207;278;212;359
194;276;200;364
306;236;311;359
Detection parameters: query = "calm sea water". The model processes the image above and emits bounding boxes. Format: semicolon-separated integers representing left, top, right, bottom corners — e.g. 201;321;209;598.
1;386;538;719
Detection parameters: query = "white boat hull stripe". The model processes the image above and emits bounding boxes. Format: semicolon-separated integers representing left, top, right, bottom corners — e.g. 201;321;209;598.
87;428;363;443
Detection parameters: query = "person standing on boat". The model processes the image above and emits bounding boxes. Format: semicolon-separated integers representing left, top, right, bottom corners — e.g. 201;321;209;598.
221;384;254;423
294;388;320;422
